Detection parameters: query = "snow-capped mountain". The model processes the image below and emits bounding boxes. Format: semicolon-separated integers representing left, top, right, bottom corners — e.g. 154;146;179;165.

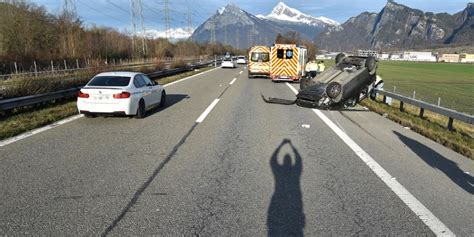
138;28;193;41
191;2;339;48
264;2;339;27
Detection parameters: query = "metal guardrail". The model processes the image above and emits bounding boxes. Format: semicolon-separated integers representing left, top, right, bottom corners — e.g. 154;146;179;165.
0;61;218;113
0;58;202;80
374;88;474;131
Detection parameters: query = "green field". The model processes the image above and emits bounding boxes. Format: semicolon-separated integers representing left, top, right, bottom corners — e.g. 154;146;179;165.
377;61;474;114
320;60;474;114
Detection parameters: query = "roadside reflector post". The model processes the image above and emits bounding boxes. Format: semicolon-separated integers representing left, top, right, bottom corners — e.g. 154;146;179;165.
438;97;441;106
34;61;38;77
413;90;416;99
448;117;454;131
64;59;67;70
76;59;80;69
419;108;424;118
51;60;54;73
393;86;396;93
214;55;217;67
14;62;18;74
400;101;404;112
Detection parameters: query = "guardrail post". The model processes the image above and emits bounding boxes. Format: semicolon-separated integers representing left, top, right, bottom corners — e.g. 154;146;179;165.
419;108;424;118
448;117;454;131
214;55;217;67
34;61;38;77
399;101;404;112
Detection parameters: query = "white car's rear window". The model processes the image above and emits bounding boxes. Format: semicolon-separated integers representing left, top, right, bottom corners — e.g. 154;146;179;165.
88;76;131;87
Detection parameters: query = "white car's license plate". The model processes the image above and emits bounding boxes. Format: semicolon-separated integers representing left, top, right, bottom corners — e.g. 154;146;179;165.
95;96;109;100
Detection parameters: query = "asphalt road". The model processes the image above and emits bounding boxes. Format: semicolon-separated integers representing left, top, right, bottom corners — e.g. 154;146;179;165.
1;66;473;236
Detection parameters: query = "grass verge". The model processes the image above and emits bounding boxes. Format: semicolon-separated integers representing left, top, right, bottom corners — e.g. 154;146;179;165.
0;66;215;141
360;99;474;160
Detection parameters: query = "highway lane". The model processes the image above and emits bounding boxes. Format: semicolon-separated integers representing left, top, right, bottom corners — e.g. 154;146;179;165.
0;67;241;234
0;66;472;235
288;83;474;236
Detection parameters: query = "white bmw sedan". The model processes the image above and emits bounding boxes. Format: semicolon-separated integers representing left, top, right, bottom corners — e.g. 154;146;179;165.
77;72;166;118
221;58;236;68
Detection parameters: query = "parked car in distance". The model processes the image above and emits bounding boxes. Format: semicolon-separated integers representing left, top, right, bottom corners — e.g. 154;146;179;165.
77;71;166;118
221;58;236;68
236;56;247;64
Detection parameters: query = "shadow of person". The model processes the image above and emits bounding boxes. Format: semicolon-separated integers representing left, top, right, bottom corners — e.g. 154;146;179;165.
267;139;305;237
394;131;473;194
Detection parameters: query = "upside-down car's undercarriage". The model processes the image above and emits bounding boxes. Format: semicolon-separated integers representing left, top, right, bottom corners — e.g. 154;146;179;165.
262;54;384;109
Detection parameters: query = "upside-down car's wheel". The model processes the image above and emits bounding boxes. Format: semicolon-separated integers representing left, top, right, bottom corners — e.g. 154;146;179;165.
335;53;346;64
326;82;342;99
366;56;377;75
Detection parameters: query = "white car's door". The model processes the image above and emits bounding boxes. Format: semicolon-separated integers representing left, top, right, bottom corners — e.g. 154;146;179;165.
141;74;161;105
133;75;153;108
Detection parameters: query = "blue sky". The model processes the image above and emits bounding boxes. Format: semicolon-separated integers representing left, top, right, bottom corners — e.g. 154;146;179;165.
31;0;470;32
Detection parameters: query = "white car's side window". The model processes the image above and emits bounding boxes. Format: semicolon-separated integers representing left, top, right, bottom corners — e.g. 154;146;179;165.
141;75;154;86
134;76;146;88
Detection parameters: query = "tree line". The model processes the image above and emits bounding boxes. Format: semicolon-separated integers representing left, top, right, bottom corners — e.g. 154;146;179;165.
0;1;244;74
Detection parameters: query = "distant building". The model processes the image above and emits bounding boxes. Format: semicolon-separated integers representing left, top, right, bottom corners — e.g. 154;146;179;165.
315;55;328;60
402;51;437;62
438;54;460;63
459;53;474;63
378;53;390;60
357;50;378;58
390;53;403;60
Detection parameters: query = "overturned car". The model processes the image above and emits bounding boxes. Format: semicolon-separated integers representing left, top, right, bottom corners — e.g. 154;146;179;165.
262;54;383;109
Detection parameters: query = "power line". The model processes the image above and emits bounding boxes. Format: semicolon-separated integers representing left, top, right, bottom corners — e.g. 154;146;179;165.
163;0;171;39
138;0;147;55
106;0;129;14
187;6;193;37
77;0;129;25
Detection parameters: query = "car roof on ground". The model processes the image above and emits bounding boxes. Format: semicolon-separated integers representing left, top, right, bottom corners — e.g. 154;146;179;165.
95;71;142;77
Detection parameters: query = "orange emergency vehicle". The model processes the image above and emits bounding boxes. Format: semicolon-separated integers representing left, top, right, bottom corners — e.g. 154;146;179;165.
248;46;271;78
270;44;307;82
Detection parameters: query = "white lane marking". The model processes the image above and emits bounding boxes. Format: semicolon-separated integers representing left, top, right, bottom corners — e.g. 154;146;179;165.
239;71;243;74
163;67;220;88
285;83;454;236
195;99;220;123
0;114;84;147
229;78;237;85
0;68;220;148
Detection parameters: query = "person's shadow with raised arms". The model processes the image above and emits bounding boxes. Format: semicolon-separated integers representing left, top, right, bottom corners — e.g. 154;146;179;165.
267;139;305;237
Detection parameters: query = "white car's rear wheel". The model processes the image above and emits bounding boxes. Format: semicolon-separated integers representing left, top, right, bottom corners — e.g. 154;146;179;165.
135;99;146;119
159;91;166;108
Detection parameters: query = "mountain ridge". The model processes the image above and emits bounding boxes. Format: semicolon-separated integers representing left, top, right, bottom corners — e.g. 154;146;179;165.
317;1;474;50
191;2;338;48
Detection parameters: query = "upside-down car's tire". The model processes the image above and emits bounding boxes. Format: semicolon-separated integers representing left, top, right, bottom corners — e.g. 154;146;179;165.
366;56;377;75
135;99;146;119
326;82;342;99
159;90;166;108
335;53;346;64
